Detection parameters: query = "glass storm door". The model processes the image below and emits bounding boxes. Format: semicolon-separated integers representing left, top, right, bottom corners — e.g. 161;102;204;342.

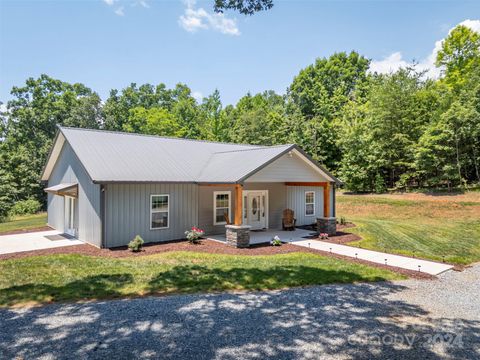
245;191;267;230
64;196;76;237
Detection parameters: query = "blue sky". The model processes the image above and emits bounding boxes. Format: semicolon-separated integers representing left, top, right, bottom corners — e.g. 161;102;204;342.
1;0;479;106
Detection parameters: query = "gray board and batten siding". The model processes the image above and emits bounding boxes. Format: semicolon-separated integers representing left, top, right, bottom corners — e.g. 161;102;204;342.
47;141;102;247
43;127;340;247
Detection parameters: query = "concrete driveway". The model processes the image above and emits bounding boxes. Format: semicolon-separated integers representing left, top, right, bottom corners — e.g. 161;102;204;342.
1;264;478;359
0;230;83;255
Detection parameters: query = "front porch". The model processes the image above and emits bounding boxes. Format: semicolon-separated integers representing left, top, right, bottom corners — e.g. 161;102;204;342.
207;227;316;245
200;179;337;248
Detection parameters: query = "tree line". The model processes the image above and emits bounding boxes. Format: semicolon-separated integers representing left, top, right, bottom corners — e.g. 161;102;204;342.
0;24;479;218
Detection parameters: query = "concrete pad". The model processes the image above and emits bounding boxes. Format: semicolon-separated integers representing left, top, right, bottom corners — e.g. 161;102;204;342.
0;230;83;255
208;228;315;245
289;239;453;276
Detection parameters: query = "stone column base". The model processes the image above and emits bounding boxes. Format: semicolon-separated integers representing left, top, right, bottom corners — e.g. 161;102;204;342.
225;225;251;248
317;217;337;236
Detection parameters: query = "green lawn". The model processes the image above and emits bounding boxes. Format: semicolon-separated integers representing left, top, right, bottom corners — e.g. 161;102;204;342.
0;213;48;234
0;251;403;307
337;193;480;265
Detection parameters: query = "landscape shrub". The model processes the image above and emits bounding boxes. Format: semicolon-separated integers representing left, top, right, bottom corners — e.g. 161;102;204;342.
128;235;144;252
9;199;41;217
271;235;282;246
185;226;204;244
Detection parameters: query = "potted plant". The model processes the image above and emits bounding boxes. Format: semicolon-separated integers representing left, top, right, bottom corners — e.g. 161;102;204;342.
185;226;205;244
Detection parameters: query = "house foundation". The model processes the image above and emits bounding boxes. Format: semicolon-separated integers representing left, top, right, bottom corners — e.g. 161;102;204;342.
225;225;251;248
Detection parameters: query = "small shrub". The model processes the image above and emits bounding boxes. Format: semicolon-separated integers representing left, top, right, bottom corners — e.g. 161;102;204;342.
271;235;282;246
340;216;347;225
374;173;386;194
185;226;204;244
319;233;329;240
0;201;12;222
9;199;41;217
128;235;144;252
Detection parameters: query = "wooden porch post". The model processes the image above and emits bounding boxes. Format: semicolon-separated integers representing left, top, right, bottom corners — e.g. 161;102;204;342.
234;184;243;225
323;182;330;217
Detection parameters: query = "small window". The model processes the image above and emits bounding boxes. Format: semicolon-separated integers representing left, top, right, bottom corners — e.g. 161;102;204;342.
214;191;231;225
305;191;315;216
151;194;169;229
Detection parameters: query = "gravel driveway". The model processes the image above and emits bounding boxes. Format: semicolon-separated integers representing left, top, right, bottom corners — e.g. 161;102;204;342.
1;265;479;360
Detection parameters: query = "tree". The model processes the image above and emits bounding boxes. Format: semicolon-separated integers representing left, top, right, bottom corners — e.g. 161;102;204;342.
336;100;386;192
289;51;370;119
436;25;480;91
103;82;202;139
123;107;186;137
287;52;370;171
103;83;173;131
228;91;288;145
415;116;459;189
365;68;439;188
214;0;273;15
1;75;102;208
169;84;202;139
200;90;232;142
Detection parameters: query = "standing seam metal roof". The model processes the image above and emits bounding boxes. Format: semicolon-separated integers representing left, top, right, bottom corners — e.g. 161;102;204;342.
52;127;301;183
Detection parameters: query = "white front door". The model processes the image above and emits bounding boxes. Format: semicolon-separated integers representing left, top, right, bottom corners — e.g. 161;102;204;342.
243;191;267;230
64;196;76;237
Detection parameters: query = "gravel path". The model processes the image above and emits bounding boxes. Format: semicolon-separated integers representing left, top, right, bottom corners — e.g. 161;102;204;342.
1;265;479;360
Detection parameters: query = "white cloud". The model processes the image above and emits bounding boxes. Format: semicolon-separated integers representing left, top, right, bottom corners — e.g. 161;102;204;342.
103;0;150;16
192;91;204;102
459;19;480;33
370;19;480;77
369;52;410;74
137;0;149;8
114;6;125;16
179;0;240;36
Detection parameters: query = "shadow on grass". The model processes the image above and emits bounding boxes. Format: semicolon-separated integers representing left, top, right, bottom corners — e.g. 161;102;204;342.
147;265;391;293
0;265;393;307
0;274;133;306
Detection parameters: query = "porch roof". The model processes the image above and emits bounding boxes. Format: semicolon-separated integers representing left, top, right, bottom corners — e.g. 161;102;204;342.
44;183;78;198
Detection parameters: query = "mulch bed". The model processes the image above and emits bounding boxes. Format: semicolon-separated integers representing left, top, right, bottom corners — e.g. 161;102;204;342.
324;223;362;244
300;223;362;244
0;226;53;236
0;234;433;279
0;240;302;261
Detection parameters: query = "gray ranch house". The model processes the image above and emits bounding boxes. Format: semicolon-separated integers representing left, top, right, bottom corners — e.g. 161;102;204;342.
41;126;341;248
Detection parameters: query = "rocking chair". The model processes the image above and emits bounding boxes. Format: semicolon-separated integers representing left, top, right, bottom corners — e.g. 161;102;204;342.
282;209;296;231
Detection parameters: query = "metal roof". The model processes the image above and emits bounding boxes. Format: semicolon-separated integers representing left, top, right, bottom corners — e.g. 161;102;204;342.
44;183;78;197
42;126;339;184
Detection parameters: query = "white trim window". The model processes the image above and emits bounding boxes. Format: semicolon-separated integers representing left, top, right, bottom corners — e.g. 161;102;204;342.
151;194;169;229
305;191;315;216
214;191;231;225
